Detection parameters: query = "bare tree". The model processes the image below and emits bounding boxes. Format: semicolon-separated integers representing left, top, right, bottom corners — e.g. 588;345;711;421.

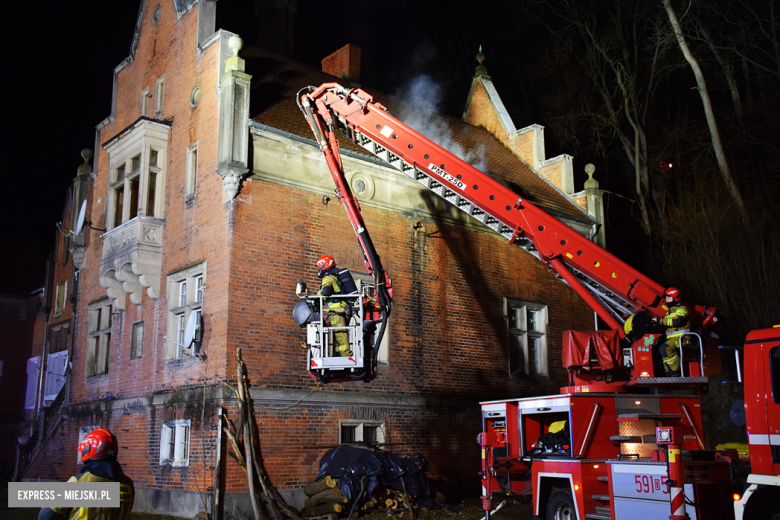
662;0;748;220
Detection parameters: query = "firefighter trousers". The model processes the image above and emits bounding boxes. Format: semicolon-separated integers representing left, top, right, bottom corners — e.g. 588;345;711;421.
327;302;352;357
658;336;682;376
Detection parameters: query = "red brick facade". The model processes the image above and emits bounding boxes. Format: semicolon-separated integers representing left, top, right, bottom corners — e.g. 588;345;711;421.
20;1;597;516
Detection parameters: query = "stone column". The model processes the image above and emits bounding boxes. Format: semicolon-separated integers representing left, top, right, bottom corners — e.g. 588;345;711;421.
217;35;252;202
584;164;606;249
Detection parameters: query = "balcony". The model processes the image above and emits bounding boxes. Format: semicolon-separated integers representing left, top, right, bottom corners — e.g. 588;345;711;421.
99;217;164;309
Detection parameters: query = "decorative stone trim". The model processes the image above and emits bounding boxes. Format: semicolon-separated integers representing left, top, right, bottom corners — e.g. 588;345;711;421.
99;217;164;309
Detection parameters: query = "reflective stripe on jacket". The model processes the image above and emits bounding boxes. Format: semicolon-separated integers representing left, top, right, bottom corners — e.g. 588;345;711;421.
660;303;690;332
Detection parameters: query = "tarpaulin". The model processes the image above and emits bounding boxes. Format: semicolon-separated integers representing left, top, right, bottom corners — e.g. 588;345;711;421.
562;329;620;370
316;443;437;508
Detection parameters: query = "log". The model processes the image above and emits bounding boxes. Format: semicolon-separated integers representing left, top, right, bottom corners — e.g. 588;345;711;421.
303;496;348;510
305;488;345;507
301;503;342;517
304;476;338;497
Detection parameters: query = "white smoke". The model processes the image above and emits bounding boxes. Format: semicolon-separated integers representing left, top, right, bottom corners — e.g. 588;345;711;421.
395;75;488;173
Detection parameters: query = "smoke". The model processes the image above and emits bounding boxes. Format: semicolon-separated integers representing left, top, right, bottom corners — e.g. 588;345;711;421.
395;74;488;173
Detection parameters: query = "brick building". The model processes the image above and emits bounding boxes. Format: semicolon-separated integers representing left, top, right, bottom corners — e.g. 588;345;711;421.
18;1;605;517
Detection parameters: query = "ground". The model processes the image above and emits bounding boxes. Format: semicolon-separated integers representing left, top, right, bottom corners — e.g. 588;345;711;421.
0;497;535;520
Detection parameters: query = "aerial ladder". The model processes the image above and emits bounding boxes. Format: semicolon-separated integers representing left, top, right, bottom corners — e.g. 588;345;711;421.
297;82;716;386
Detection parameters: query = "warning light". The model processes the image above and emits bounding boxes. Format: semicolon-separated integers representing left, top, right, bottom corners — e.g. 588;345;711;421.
635;401;641;405
733;494;741;502
574;485;580;491
640;372;650;377
593;465;600;469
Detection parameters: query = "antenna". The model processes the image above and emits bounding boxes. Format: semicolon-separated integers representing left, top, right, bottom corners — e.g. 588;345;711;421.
75;200;87;235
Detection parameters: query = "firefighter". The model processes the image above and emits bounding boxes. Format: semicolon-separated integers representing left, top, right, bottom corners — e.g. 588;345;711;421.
38;428;135;520
654;287;690;377
315;255;352;357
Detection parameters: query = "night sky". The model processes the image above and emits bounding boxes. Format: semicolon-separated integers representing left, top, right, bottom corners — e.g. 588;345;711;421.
3;0;618;293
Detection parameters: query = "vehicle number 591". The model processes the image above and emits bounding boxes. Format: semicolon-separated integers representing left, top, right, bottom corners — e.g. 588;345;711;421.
635;475;668;495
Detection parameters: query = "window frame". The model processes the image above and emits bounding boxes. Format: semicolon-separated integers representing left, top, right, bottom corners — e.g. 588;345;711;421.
185;142;199;199
155;75;165;115
130;321;145;359
339;420;386;446
140;87;150;117
160;419;190;466
505;298;549;377
166;263;206;359
54;281;68;315
86;300;113;377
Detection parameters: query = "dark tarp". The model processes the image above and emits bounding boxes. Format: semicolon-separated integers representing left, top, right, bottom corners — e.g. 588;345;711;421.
316;443;437;508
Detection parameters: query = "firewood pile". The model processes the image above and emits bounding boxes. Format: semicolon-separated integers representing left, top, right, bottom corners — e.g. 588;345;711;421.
301;475;445;519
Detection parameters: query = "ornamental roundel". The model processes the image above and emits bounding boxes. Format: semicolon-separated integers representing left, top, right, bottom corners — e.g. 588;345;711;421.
350;172;375;200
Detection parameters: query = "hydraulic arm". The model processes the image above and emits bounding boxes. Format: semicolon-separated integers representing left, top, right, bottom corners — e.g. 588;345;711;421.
297;83;716;334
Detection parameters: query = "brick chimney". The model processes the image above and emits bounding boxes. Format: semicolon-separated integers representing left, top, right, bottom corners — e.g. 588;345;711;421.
321;44;361;85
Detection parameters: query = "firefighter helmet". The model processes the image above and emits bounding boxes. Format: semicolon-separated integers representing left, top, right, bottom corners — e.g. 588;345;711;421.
316;255;335;278
78;428;118;462
664;287;682;303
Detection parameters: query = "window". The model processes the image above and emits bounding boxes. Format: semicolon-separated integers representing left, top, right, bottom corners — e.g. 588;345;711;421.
103;118;170;229
166;263;206;359
50;322;70;354
131;321;144;359
155;75;165;115
353;273;390;364
111;152;159;227
55;281;68;315
77;426;100;464
86;300;113;377
505;298;548;376
185;143;198;198
160;419;190;466
339;420;386;445
140;87;150;117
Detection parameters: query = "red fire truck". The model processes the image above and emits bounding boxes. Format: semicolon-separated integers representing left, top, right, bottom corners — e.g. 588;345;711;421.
297;83;779;519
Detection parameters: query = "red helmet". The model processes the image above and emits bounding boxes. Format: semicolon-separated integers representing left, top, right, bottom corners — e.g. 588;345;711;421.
664;287;682;303
316;255;335;277
78;428;117;462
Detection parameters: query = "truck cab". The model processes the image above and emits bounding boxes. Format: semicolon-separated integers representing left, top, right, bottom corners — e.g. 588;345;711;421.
735;326;780;520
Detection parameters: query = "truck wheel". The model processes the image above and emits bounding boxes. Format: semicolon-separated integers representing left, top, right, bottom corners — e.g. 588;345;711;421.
546;489;575;520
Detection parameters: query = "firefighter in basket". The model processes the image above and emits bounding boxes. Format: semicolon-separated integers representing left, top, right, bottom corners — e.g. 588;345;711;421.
653;287;691;377
296;255;357;357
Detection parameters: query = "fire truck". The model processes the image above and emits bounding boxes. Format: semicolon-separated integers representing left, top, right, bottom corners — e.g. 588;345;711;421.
296;83;779;518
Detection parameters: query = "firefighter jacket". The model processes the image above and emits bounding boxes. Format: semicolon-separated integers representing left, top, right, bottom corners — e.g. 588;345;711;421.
41;458;135;520
660;303;690;337
317;267;344;298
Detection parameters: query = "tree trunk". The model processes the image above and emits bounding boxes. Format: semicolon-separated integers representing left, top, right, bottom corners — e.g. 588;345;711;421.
662;0;748;221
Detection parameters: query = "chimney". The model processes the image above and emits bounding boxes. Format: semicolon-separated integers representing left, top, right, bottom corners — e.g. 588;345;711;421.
321;44;361;85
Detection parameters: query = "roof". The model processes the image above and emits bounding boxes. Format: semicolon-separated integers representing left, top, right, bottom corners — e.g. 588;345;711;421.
242;45;588;220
